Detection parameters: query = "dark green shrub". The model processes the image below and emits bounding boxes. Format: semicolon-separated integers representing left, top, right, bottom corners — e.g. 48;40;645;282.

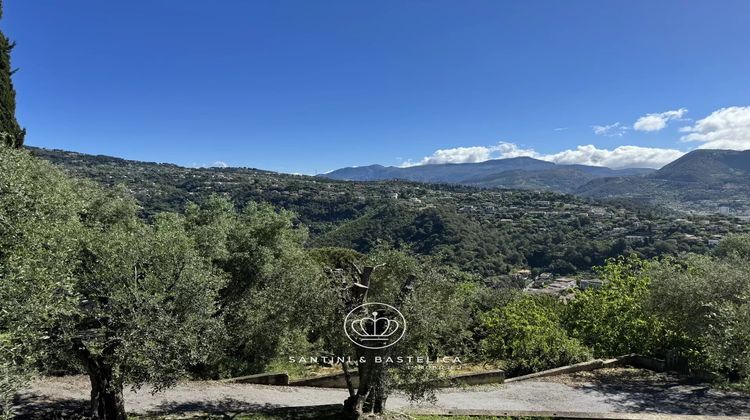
481;295;591;376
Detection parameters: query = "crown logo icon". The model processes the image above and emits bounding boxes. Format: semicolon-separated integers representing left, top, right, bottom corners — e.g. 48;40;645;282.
350;311;401;342
344;303;406;349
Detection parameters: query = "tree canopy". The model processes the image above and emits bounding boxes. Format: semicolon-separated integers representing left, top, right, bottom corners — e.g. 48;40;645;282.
1;147;225;418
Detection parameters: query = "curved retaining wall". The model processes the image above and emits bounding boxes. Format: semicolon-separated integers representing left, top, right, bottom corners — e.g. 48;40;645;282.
289;369;505;388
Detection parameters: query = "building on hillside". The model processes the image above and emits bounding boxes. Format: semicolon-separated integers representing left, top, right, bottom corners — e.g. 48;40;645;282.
579;279;603;290
524;277;576;296
513;269;532;281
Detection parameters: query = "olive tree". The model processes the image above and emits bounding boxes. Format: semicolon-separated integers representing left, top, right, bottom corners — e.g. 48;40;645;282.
184;196;328;377
1;146;86;417
315;248;480;418
0;147;225;419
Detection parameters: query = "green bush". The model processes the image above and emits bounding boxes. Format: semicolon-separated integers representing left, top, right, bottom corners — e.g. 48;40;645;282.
562;255;666;358
714;234;750;261
481;295;591;376
649;253;750;380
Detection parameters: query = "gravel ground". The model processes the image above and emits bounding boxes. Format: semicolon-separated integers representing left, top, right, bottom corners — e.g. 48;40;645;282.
14;368;750;418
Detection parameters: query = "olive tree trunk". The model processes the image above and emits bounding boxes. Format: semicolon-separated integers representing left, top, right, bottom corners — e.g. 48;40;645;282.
87;364;126;420
340;266;414;419
75;344;127;420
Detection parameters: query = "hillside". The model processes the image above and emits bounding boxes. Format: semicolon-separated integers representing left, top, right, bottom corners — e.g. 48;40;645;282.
321;157;653;192
578;149;750;214
30;147;747;278
654;149;750;182
461;166;650;194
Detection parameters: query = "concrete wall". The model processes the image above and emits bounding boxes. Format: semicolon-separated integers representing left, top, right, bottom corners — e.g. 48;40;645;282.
221;372;289;385
220;353;716;389
444;369;505;386
505;354;718;384
505;359;605;383
289;369;505;388
290;372;358;388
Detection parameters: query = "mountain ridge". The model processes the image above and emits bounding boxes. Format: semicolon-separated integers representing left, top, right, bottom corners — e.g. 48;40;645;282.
321;156;656;192
323;150;750;213
577;149;750;213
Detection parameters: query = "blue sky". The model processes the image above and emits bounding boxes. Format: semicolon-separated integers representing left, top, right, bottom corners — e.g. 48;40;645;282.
4;1;750;173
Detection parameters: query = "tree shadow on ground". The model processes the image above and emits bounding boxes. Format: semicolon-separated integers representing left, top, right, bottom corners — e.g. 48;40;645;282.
12;392;89;419
571;369;750;416
12;393;346;419
148;399;345;419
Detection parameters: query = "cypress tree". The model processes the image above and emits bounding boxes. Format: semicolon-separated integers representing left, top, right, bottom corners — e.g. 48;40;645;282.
0;0;25;148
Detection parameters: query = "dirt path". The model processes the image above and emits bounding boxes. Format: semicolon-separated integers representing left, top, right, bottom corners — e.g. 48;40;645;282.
15;369;750;418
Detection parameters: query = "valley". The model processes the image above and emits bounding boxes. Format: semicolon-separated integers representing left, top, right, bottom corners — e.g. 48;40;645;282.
31;147;748;279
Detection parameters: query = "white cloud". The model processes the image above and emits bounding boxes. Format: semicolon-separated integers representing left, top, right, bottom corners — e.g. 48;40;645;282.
679;106;750;150
193;161;229;168
400;142;538;167
403;142;683;169
592;122;628;137
553;127;569;131
493;142;540;159
401;146;497;166
633;108;688;132
400;105;748;171
540;145;684;169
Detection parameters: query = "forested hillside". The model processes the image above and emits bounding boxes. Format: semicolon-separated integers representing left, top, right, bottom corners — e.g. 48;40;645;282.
31;147;748;278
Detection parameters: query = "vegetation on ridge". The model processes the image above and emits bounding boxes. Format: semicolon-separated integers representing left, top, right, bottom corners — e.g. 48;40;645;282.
29;147;748;280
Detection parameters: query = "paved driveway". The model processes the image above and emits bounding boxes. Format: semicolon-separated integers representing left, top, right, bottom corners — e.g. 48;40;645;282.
15;369;750;418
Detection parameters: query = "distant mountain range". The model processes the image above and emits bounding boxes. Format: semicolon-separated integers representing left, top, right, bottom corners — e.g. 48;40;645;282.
578;150;750;211
321;157;654;193
322;150;750;213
